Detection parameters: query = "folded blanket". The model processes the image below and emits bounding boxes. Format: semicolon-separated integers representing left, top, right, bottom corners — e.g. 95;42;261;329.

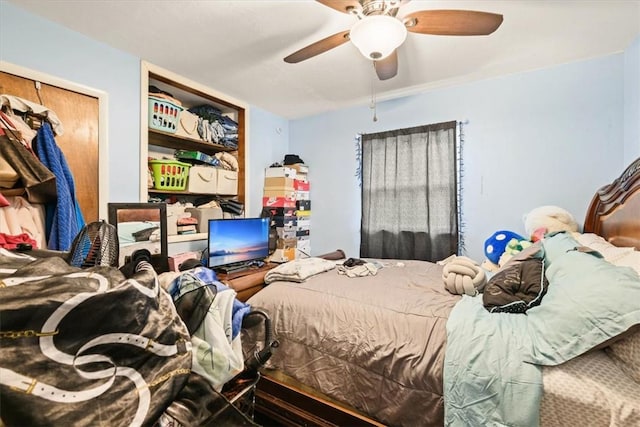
265;257;336;284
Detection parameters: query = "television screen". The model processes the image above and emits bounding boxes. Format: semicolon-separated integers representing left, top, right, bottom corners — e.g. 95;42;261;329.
207;217;270;269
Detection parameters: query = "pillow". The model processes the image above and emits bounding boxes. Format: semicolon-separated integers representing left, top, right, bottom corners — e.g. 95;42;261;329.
606;327;640;383
523;232;640;365
573;232;636;264
482;244;548;313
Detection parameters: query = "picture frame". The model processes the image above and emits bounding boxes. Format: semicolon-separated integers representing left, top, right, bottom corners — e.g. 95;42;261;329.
107;202;168;273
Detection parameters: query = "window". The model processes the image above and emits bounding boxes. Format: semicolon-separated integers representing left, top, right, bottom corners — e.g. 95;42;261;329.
360;121;458;261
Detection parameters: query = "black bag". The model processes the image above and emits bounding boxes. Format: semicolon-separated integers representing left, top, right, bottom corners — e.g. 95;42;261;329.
0;130;57;204
219;199;244;215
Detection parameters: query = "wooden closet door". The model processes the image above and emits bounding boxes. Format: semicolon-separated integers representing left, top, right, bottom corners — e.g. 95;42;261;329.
0;71;100;222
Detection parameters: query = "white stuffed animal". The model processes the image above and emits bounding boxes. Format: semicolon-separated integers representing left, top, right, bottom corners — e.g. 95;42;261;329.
523;205;579;238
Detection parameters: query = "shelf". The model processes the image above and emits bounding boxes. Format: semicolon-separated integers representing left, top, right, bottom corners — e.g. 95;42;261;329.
148;129;234;155
141;62;248;249
148;188;222;196
168;232;207;243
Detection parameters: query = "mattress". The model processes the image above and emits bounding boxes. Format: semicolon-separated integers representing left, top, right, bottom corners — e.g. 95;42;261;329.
541;349;640;426
247;259;460;426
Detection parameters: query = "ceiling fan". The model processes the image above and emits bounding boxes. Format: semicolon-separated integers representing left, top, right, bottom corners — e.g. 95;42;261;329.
284;0;503;80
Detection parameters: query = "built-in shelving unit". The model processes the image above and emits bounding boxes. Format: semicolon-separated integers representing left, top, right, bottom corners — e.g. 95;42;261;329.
140;61;249;245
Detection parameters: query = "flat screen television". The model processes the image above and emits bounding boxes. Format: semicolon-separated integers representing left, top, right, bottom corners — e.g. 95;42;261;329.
207;217;270;269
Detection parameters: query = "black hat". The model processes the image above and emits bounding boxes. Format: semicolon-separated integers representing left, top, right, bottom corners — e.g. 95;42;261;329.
283;154;304;165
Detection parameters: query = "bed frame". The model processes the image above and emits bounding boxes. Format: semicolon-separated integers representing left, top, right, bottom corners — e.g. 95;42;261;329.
584;157;640;250
254;157;640;426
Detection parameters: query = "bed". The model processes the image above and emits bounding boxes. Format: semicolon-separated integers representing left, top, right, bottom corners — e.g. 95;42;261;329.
247;157;640;427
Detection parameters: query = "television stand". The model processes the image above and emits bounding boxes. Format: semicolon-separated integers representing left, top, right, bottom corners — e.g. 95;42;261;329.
216;262;252;275
216;262;277;302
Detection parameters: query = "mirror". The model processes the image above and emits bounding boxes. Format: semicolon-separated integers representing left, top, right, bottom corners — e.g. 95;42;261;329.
107;202;168;273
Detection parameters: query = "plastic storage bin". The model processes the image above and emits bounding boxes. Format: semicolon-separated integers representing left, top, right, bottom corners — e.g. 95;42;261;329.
149;159;191;191
148;96;183;133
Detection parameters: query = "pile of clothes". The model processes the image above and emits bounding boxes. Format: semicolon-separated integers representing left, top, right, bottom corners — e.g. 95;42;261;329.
188;104;238;149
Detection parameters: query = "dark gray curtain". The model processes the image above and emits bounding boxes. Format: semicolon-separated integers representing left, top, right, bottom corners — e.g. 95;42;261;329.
360;121;458;262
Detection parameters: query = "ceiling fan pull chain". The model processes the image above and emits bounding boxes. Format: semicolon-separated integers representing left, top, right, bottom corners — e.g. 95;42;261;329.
371;63;378;122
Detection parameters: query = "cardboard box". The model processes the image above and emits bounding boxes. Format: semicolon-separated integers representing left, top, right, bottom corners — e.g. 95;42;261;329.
296;209;311;217
265;167;296;179
296;200;311;211
185;206;223;233
262;206;295;217
264;177;294;190
296;240;311;258
269;247;295;263
263;196;296;208
166;204;187;236
175;150;218;167
216;169;238;195
289;163;309;174
293;179;310;191
296;190;310;201
263;189;296;199
188;165;217;194
296;229;310;237
270;215;297;227
296;216;311;228
276;226;296;240
276;238;298;250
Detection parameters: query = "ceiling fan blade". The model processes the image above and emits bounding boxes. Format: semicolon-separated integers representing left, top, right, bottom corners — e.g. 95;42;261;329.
316;0;362;14
375;50;398;81
284;30;351;63
403;10;503;36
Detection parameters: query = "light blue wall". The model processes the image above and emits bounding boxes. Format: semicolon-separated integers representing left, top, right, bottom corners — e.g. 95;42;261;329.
1;2;141;203
624;36;640;165
2;2;637;263
291;54;627;261
0;2;287;220
246;107;290;217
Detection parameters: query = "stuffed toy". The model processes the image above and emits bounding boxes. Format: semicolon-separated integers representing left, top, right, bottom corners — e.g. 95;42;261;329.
497;237;533;267
523;205;579;238
484;230;525;265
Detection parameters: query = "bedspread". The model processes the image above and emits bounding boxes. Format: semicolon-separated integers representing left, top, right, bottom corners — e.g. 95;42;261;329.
444;295;542;426
247;259;460;426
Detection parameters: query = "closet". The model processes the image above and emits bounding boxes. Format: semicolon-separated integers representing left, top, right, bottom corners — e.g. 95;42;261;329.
0;62;108;248
140;61;248;247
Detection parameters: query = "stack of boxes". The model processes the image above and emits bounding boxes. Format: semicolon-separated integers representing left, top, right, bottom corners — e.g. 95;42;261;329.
291;163;310;258
263;166;297;262
262;162;310;262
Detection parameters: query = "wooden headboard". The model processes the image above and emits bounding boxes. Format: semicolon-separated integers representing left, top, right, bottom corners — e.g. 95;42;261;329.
584;157;640;250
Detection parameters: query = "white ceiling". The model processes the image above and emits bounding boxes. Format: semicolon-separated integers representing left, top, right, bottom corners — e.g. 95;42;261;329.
8;0;640;119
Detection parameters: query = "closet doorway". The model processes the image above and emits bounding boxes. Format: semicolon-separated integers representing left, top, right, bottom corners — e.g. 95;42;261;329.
0;62;108;221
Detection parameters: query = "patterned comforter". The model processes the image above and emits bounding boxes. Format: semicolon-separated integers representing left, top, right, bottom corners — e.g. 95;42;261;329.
0;251;192;426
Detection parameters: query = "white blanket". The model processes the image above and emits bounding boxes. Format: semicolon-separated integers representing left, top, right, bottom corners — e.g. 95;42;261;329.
265;257;336;284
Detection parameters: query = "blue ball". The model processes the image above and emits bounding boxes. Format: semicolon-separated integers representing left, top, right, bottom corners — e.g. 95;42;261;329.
484;230;525;264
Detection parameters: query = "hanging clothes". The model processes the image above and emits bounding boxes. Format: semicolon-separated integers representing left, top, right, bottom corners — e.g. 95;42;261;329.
0;196;46;249
33;122;84;250
0;94;64;135
0;124;57;204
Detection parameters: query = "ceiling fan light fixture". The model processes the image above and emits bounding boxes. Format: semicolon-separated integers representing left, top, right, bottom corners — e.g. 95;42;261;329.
350;15;407;60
